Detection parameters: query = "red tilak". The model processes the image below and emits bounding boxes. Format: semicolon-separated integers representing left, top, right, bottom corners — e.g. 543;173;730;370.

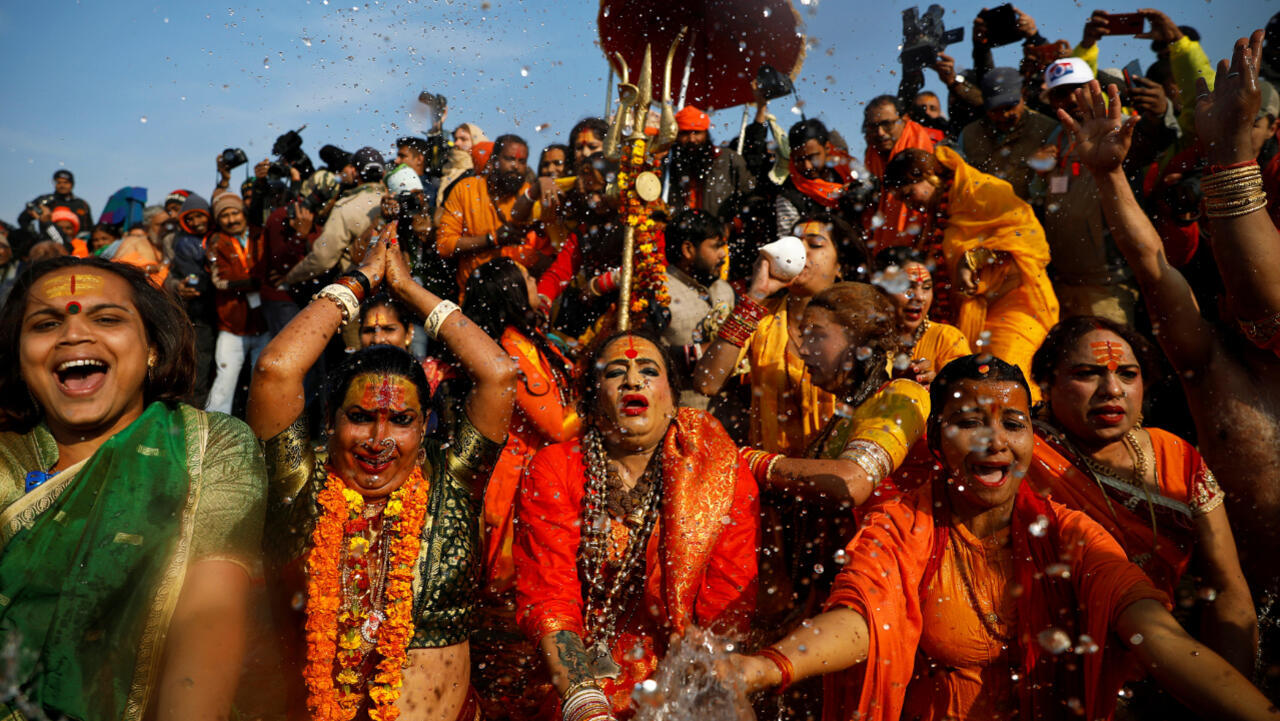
624;335;638;359
1090;341;1123;371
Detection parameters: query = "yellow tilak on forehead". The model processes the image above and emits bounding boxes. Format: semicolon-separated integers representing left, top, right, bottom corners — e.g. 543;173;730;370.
797;221;831;240
42;273;105;299
368;310;393;327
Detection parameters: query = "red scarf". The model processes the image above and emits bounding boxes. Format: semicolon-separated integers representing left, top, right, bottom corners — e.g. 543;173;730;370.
787;146;853;208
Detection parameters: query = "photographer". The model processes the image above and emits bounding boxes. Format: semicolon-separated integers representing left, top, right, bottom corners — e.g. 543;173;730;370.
17;169;92;237
260;173;331;335
281;146;386;287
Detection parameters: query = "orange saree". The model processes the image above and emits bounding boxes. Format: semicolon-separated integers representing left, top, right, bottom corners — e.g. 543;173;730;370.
1028;425;1225;598
823;479;1168;721
513;409;759;717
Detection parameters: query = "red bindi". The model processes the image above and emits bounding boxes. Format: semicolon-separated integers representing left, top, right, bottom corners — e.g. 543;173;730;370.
66;301;81;315
624;336;638;359
977;364;990;374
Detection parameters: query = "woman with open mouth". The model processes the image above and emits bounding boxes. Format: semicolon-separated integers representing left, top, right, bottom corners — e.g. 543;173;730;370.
514;328;760;721
1027;316;1256;684
873;245;971;389
248;230;516;721
725;355;1278;721
0;256;267;720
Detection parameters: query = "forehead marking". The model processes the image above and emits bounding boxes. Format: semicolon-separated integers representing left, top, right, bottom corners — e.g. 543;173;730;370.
1090;340;1124;372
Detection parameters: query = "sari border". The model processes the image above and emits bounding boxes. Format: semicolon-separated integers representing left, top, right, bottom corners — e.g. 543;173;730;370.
0;458;88;547
124;406;209;721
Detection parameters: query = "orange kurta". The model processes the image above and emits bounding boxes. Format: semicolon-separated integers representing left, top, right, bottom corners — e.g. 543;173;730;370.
823;479;1168;721
437;176;548;292
513;409;759;716
935;146;1059;400
864;119;943;252
1028;425;1225;598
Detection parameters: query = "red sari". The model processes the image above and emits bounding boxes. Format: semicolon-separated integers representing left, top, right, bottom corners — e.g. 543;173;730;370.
823;479;1168;721
513;409;759;716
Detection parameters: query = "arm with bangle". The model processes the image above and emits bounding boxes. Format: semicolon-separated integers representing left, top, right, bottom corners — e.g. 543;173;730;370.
691;256;788;398
731;607;871;695
739;447;888;506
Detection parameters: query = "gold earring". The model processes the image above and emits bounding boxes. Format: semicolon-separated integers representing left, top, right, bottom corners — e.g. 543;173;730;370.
147;351;157;369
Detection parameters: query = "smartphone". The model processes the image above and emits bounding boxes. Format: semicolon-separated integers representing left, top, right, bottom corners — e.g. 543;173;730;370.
1107;13;1145;35
979;4;1022;47
1123;59;1144;85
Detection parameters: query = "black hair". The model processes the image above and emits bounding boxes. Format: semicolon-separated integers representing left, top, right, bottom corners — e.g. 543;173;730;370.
794;210;870;281
0;256;196;432
492;134;528;160
1029;315;1160;389
807;282;898;406
664;208;723;266
570;118;609;149
397;136;431;155
91;222;122;239
881;148;945;190
788;118;830;150
874;245;928;271
865;94;905;118
926;354;1032;455
461;258;573;394
358;292;421;328
915;90;940;102
325;344;432;425
538;143;572;170
577;328;682;426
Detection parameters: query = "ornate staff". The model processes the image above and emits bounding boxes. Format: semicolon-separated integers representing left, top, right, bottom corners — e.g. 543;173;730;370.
604;29;684;330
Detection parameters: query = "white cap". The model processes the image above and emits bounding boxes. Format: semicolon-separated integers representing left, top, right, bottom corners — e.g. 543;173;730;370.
385;164;423;195
1044;57;1095;90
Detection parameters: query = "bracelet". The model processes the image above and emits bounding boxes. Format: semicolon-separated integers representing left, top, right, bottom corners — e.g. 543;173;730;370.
314;283;359;324
342;269;372;297
1207;159;1258;174
764;454;783;484
755;646;794;693
561;686;611;721
334;275;366;304
523;187;537;203
424;300;461;338
716;294;770;347
590;269;619;296
739;448;783;485
1205;196;1268;219
844;439;893;488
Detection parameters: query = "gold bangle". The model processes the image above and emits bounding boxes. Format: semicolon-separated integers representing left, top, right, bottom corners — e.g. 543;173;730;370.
1205;196;1268;219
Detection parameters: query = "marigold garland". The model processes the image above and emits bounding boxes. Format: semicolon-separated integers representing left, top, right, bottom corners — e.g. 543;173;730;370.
304;466;430;721
617;137;670;318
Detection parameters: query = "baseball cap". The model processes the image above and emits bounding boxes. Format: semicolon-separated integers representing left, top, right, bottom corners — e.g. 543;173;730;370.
352;146;386;181
53;169;74;183
980;67;1023;110
385;164;424;195
1044;58;1095;90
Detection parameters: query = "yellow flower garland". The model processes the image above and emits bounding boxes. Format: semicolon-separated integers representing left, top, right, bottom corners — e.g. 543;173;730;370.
304;466;430;721
617;137;670;318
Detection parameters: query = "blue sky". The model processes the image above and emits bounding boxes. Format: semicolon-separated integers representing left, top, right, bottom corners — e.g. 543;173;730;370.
0;0;1271;225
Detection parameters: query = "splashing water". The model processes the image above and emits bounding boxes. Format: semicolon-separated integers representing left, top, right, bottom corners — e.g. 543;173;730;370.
632;627;754;721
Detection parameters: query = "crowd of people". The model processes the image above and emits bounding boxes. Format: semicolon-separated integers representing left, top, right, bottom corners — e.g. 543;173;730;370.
4;6;1280;721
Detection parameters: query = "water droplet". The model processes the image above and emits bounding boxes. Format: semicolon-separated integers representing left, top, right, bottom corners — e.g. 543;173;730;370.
139;116;148;123
1028;515;1049;537
1129;633;1144;645
1037;628;1072;654
520;66;530;77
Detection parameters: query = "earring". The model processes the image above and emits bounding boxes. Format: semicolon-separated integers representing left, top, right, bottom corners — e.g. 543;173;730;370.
1134;412;1144;428
147;351;158;369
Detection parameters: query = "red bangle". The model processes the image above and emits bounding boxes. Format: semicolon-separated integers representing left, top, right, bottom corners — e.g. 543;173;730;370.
335;276;365;303
1208;160;1258;174
755;646;794;692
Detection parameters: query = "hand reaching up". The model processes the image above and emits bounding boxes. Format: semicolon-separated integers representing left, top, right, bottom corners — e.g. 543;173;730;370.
1056;80;1136;176
1195;29;1265;165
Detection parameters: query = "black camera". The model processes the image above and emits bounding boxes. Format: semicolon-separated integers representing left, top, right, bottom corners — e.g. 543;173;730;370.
755;64;795;102
266;162;293;193
978;4;1023;48
271;127;316;180
418;91;448;117
221;147;248;170
900;5;965;74
396;191;424;219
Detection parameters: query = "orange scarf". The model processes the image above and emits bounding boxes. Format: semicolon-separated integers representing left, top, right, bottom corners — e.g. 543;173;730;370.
822;479;1167;721
787;144;854;208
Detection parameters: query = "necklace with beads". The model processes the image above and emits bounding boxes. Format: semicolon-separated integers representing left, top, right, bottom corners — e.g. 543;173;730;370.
578;427;663;679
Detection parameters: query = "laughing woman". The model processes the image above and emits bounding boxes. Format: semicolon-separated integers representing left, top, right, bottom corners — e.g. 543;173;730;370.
248;236;516;721
514;329;760;720
0;256;267;721
728;356;1278;721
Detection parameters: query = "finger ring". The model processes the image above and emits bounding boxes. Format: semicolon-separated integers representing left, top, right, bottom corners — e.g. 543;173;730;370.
1227;72;1241;78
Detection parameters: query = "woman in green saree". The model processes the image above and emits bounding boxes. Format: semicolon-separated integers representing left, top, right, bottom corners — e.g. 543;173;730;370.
0;255;268;721
248;232;516;721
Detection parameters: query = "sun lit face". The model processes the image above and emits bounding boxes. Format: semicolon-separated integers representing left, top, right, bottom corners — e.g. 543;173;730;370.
359;305;411;349
798;305;856;395
788;221;840;297
20;268;152;440
1046;329;1143;448
329;373;427;497
883;261;933;334
594;335;675;451
937;378;1033;517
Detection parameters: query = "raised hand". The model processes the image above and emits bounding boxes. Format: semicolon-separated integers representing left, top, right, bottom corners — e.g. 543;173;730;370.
1195;29;1265;165
1056;80;1136;176
357;228;389;290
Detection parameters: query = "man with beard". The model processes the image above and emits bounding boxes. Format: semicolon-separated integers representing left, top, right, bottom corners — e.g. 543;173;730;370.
282;146;385;287
957;67;1057;201
661;208;733;410
665;106;754;219
17;170;92;238
437;133;545;295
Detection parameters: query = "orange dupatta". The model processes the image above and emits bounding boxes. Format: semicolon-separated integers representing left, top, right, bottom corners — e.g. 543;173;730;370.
1028;426;1201;597
823;479;1167;721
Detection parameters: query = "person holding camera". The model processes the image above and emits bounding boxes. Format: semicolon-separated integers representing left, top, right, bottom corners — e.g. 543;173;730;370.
281;146;386;288
17;170;92;239
437;134;545;297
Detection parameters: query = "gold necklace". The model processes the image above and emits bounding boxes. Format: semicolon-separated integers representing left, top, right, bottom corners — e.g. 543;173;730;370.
905;318;930;354
1073;429;1160;543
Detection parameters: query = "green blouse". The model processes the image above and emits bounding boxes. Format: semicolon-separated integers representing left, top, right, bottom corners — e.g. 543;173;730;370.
262;413;501;647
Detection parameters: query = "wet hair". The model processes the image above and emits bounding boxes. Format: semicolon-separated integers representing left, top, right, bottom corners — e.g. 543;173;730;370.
0;256;196;432
577;328;682;426
358;292;420;329
865;94;905;118
788;118;830;150
794;210;869;281
396;136;431;155
927;354;1032;454
874;245;929;271
492;134;528;160
882;148;946;190
807;282;899;406
1030;315;1160;388
664;208;723;265
325;344;431;425
461;258;572;392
